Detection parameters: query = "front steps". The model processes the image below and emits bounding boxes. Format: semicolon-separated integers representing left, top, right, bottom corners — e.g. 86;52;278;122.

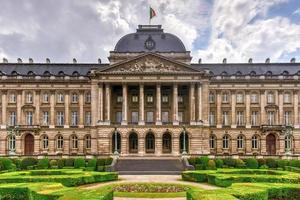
115;157;184;175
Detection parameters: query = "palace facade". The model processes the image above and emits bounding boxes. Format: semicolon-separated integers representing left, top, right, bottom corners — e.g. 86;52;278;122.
0;25;299;158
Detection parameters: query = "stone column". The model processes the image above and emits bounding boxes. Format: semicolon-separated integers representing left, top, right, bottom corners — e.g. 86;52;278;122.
278;90;283;125
189;83;196;125
294;91;299;128
231;92;236;128
197;83;202;124
172;84;179;125
50;91;55;128
245;91;251;128
139;84;145;125
216;90;222;128
156;84;162;125
202;81;209;126
105;84;111;124
35;91;40;125
17;91;22;125
64;92;69;128
260;91;266;125
1;91;7;128
79;91;84;128
91;81;99;126
98;83;104;123
121;84;128;125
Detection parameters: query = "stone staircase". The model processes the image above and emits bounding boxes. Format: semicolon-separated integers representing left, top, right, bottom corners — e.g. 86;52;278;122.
115;157;184;175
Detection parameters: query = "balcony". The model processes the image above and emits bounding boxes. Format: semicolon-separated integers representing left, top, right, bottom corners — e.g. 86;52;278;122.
260;124;293;135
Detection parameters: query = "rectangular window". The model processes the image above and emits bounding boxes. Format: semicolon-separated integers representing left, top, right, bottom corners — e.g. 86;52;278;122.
209;111;215;125
146;111;154;123
236;111;244;126
85;111;91;126
178;112;183;122
147;95;153;103
117;96;123;103
222;93;229;103
209;93;215;103
284;111;292;125
284;93;291;103
178;96;183;103
222;111;229;126
85;93;91;103
251;93;258;103
131;111;138;124
162;95;169;103
26;111;33;125
116;111;122;123
57;93;64;103
71;111;78;126
236;93;244;103
42;111;49;125
267;111;275;125
9;112;16;126
267;93;274;104
251;111;258;126
43;93;49;103
56;111;64;126
132;95;138;103
71;94;78;103
26;93;33;103
9;94;16;103
162;111;169;123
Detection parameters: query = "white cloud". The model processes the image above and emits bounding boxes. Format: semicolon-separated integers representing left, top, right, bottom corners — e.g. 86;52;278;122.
293;8;300;15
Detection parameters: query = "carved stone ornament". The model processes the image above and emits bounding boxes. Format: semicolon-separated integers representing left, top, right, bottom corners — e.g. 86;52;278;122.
115;57;186;73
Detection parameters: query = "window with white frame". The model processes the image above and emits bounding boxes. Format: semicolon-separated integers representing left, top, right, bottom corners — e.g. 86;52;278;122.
26;111;33;125
9;93;16;103
267;92;274;104
209;111;215;125
85;92;91;103
209;92;215;103
42;93;49;103
222;92;229;103
285;135;292;150
56;135;63;149
237;135;244;149
132;95;138;103
71;93;78;103
42;111;49;125
162;95;169;103
209;135;216;149
8;135;16;151
252;135;259;149
57;93;64;103
131;111;138;123
147;95;153;103
250;93;258;103
251;111;258;126
71;111;78;126
9;111;16;126
222;135;229;149
85;135;91;149
222;111;229;126
236;93;244;103
85;111;91;126
71;135;78;149
178;96;183;103
284;93;291;103
284;111;292;125
146;111;154;123
56;111;64;126
42;135;49;149
162;111;169;123
267;111;275;125
26;92;33;103
117;96;123;103
236;111;244;126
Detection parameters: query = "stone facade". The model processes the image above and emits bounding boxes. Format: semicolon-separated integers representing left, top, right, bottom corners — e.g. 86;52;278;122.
0;25;299;158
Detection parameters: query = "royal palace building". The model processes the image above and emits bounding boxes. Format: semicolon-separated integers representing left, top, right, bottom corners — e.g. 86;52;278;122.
0;25;299;158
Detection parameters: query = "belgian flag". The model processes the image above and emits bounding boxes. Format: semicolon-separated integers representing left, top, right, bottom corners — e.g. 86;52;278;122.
150;7;156;20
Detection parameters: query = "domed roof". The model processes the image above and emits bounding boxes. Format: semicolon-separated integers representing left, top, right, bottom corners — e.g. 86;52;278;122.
114;25;186;53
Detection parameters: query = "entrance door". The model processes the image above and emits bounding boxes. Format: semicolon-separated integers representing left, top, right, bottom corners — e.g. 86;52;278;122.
162;133;172;153
266;133;276;155
129;132;138;153
145;133;155;153
24;134;34;155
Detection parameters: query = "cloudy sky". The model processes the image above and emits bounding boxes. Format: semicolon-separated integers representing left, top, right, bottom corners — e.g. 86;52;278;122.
0;0;300;63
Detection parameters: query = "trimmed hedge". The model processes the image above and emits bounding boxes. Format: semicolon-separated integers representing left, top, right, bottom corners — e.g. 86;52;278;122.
20;157;38;170
74;158;85;168
37;158;49;169
244;158;258;169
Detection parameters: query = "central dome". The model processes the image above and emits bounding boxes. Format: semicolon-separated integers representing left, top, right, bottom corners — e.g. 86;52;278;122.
114;25;187;53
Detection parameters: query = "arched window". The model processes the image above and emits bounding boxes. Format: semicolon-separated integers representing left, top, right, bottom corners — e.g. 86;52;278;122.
252;135;259;149
72;71;79;77
285;135;292;150
249;71;256;76
209;135;216;149
85;135;91;149
71;135;78;149
237;135;244;149
42;135;49;149
56;135;64;149
8;135;16;151
27;71;35;76
58;71;65;76
222;135;230;149
11;71;18;76
43;71;51;76
71;93;78;103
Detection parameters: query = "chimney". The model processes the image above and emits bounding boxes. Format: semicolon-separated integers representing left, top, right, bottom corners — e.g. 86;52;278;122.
2;58;8;63
17;58;22;63
290;58;296;63
265;58;270;63
29;58;33;63
46;58;51;63
248;58;253;64
73;58;77;64
223;58;227;64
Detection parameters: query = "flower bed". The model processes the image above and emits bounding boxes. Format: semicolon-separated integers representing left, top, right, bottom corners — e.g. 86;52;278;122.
113;183;190;193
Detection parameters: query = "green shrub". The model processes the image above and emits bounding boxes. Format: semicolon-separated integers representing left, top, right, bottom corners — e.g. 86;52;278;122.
257;159;266;167
285;166;300;173
37;158;49;169
195;156;209;170
195;164;205;170
288;160;300;168
182;171;208;182
215;158;223;168
74;158;86;168
277;159;288;169
50;160;58;168
97;165;105;172
245;158;258;169
223;158;236;168
87;159;97;170
207;160;216;170
97;158;106;166
11;159;21;169
0;158;13;170
57;159;65;169
20;158;37;170
235;159;246;168
266;158;277;168
260;164;268;169
65;158;75;167
105;157;113;165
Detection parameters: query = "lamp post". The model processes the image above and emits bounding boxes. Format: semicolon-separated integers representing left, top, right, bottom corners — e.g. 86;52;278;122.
113;127;119;156
182;125;187;155
7;125;19;155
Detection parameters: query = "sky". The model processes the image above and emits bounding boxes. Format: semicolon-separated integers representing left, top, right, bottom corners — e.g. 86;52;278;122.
0;0;300;63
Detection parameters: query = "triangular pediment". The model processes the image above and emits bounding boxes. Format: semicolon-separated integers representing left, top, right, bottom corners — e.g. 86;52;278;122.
99;53;200;73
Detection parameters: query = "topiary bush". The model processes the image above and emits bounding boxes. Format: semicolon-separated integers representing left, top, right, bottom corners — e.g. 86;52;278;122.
277;159;288;169
97;158;106;166
245;158;258;169
223;158;236;168
37;158;49;169
20;158;37;170
188;157;197;167
49;160;58;168
260;164;268;169
266;158;277;168
0;158;13;170
11;159;21;170
74;158;85;168
235;159;246;168
65;158;75;167
57;159;65;169
215;158;223;168
195;156;209;170
207;160;216;170
87;159;97;170
288;160;300;168
257;159;266;167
